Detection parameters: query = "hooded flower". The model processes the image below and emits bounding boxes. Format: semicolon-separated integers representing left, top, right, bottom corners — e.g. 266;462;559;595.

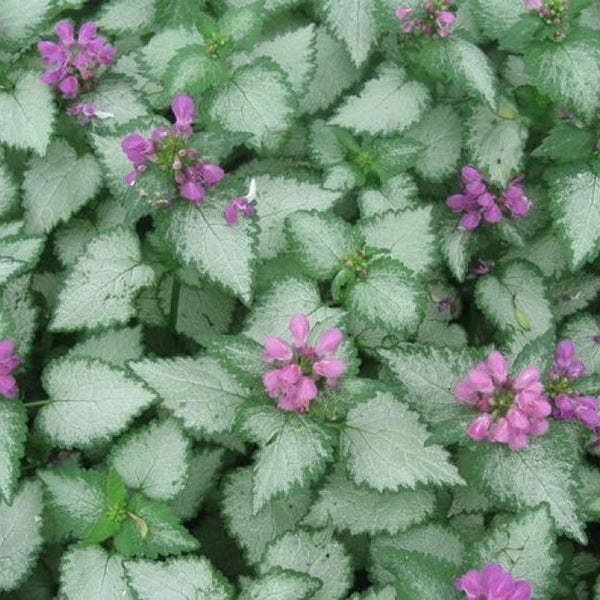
548;339;599;431
0;340;20;399
225;178;257;225
262;314;347;412
455;351;551;450
446;166;531;230
455;563;532;600
121;94;225;206
38;20;116;119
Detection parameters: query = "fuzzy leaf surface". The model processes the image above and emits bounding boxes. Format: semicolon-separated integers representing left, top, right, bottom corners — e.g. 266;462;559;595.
129;356;249;436
163;201;256;304
260;530;352;600
418;37;497;107
239;402;335;513
359;207;436;275
346;258;425;335
549;167;600;269
475;260;553;356
0;400;26;503
240;568;322;600
340;391;464;491
253;174;341;259
466;101;527;186
458;424;586;542
22;140;101;235
38;468;105;539
299;28;362;114
330;64;430;135
0;72;54;155
58;547;133;600
471;505;559;599
51;227;155;331
525;37;600;120
222;467;311;564
286;210;359;280
303;466;435;536
323;0;377;66
210;59;295;152
409;105;462;181
110;419;190;501
38;358;156;447
0;481;43;592
125;556;232;599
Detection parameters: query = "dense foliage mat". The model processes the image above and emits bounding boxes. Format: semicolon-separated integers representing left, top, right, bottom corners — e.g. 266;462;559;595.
1;0;600;598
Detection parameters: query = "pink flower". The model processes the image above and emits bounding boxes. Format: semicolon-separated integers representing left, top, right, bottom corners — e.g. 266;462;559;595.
263;336;293;363
225;179;257;225
314;328;343;355
454;351;551;450
121;134;155;167
455;563;532;599
38;20;116;108
180;180;205;204
66;102;101;124
56;20;75;46
549;338;585;380
436;10;456;25
524;0;543;9
261;315;347;412
77;22;97;46
57;75;78;99
394;6;414;19
0;340;20;399
197;163;225;187
171;93;195;135
313;358;347;386
500;176;531;218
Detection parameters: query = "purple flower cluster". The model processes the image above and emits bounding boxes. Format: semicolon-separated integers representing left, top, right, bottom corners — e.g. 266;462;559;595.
455;563;532;600
0;339;20;399
446;166;531;230
455;338;600;451
38;20;116;118
122;94;224;206
455;351;551;451
549;339;599;431
262;314;347;413
395;1;456;38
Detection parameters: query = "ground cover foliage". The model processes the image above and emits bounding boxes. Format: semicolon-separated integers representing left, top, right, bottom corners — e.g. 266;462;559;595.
1;0;600;598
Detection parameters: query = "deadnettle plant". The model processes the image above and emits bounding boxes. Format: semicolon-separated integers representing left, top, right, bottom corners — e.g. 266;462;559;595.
5;0;600;597
262;314;347;412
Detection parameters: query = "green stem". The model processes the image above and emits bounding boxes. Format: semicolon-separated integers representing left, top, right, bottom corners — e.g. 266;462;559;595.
169;278;181;332
23;399;51;408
